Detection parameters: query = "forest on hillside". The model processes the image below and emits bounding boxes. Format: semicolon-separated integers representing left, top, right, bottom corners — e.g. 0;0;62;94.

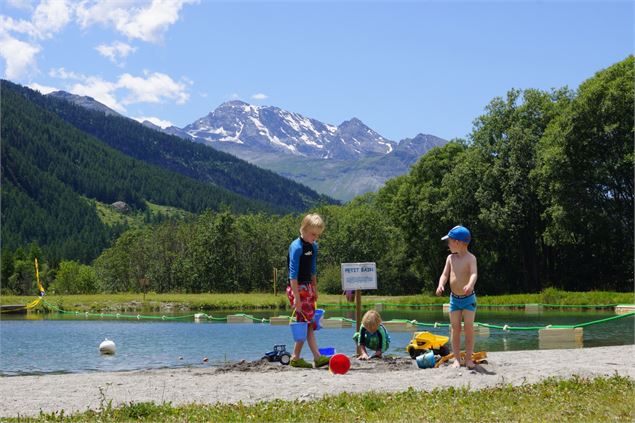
12;80;333;211
2;57;632;296
0;81;334;263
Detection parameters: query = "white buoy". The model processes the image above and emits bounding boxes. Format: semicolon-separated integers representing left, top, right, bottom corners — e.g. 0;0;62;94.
99;338;116;354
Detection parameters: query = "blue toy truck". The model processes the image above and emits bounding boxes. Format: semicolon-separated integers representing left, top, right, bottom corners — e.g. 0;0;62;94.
262;344;291;365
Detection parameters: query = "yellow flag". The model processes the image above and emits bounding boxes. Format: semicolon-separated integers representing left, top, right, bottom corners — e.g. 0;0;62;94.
35;258;44;295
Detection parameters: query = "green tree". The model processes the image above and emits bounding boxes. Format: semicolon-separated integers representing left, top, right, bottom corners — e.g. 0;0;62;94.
51;260;98;294
535;56;634;289
1;249;15;294
7;259;35;295
453;88;565;293
183;211;239;292
317;199;414;294
376;142;468;292
93;229;148;292
143;220;186;293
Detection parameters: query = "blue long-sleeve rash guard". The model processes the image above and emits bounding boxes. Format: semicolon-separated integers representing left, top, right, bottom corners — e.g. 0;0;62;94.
288;237;318;284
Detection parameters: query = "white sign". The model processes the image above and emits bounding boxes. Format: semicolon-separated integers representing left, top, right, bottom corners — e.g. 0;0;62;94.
341;262;377;290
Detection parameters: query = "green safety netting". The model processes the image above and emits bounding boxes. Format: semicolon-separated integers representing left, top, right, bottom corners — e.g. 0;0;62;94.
36;299;634;332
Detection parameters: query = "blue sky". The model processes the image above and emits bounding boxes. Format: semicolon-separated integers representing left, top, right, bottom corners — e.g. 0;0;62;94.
1;1;633;142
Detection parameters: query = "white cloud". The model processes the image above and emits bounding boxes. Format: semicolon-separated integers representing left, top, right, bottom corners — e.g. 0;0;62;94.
32;0;72;39
1;1;71;39
229;93;241;100
69;76;125;113
95;41;136;64
28;81;58;94
0;15;39;37
76;0;198;43
5;0;35;11
0;0;71;79
0;32;40;79
46;67;190;113
251;93;268;100
118;71;189;105
49;67;87;80
133;116;173;128
1;0;197;80
49;67;122;111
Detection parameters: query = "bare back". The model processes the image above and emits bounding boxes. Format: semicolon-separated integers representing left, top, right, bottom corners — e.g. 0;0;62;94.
447;252;477;295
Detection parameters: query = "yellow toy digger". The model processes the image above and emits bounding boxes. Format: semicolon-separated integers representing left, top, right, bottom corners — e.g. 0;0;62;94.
406;331;450;358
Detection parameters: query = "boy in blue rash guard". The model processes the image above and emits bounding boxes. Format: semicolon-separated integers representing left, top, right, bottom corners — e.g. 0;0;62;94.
353;309;390;360
436;225;478;369
286;213;330;369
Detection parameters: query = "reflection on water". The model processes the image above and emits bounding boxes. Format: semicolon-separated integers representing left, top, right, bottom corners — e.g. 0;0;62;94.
0;309;632;375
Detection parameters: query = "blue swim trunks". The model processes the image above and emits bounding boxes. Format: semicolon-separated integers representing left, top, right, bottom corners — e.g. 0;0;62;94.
449;292;477;312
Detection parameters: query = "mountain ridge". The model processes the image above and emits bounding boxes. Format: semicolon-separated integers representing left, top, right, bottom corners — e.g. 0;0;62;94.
25;83;336;210
42;88;447;201
179;101;447;200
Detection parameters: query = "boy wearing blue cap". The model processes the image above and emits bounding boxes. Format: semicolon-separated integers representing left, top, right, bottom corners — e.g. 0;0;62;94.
436;225;478;369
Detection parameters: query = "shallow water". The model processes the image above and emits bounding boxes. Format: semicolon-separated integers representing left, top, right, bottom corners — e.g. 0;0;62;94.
0;309;632;376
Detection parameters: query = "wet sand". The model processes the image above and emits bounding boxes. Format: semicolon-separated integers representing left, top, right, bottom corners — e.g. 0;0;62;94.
1;345;633;418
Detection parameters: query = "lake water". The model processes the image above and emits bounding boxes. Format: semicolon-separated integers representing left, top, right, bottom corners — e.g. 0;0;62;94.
1;309;632;376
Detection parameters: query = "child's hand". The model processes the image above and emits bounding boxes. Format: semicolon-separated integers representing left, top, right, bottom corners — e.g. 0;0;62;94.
435;285;444;296
293;298;301;311
462;284;473;295
358;352;369;360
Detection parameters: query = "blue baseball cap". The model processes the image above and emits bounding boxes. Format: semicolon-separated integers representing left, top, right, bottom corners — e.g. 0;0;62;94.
441;225;471;243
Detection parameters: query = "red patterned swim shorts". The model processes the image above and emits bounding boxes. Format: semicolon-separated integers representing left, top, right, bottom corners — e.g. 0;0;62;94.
286;283;316;329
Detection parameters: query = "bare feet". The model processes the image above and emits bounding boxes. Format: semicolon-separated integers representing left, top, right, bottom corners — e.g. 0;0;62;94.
466;360;475;370
451;359;461;368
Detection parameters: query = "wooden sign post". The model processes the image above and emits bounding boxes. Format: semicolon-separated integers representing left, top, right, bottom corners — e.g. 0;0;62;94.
273;267;278;296
341;262;377;356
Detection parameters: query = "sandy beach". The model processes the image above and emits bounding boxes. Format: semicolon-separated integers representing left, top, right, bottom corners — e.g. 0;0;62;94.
1;344;633;418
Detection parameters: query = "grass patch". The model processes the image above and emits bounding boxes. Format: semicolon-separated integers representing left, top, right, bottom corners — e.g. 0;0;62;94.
1;293;293;313
2;289;633;313
89;198;192;228
404;289;634;309
20;375;635;422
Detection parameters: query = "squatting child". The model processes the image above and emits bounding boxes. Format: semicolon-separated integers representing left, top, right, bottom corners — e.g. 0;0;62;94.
435;225;478;369
286;213;330;369
353;309;390;360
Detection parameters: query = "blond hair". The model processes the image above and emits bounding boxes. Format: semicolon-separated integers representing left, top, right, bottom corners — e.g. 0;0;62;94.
361;309;382;332
300;213;325;236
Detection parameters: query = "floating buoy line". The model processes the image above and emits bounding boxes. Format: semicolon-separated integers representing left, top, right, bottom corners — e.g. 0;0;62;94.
35;298;634;333
2;258;632;334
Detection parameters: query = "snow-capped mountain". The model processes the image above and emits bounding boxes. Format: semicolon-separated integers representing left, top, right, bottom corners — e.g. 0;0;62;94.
177;100;447;200
182;100;395;160
46;91;447;201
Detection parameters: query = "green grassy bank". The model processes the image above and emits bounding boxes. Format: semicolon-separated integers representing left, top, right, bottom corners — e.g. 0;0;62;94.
1;289;633;313
12;375;634;422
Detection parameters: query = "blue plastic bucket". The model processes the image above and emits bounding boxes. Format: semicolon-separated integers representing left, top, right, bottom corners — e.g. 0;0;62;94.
416;351;436;369
318;347;335;357
313;309;325;331
290;322;308;342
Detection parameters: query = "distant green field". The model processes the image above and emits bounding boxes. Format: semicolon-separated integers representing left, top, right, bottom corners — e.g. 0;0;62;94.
0;293;402;312
2;290;632;313
88;198;192;227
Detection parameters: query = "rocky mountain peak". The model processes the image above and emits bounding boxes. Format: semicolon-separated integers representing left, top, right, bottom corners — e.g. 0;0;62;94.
47;91;121;117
